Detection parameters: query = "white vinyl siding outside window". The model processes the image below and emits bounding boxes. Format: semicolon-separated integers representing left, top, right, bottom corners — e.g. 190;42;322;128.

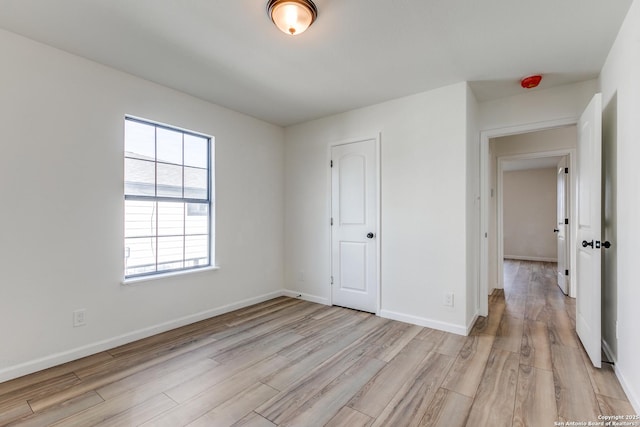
124;117;212;278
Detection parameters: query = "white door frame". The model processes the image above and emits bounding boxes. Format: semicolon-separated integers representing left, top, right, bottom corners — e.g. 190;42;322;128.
496;149;576;295
480;118;578;315
328;134;382;314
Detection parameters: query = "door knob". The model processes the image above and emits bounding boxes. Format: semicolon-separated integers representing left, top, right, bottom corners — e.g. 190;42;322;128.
582;240;594;248
553;229;559;233
366;232;375;239
603;241;612;249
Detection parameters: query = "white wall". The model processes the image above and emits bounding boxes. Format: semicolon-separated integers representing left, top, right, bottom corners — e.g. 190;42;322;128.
0;29;285;382
599;0;640;413
284;82;473;334
480;80;597;131
502;168;557;261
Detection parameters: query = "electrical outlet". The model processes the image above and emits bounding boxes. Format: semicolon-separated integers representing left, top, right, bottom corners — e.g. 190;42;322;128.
298;271;305;282
616;321;619;339
444;292;454;307
73;309;86;327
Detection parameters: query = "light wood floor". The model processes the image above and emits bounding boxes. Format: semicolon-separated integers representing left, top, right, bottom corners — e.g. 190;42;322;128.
0;260;634;426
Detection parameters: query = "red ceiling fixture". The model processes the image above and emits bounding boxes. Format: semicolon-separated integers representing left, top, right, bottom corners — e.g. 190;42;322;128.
521;75;542;89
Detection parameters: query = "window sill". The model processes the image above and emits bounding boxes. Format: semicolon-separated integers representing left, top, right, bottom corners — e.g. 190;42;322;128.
122;265;220;286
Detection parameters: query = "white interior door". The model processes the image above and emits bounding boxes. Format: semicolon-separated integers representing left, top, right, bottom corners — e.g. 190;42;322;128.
331;138;378;313
576;93;602;368
556;156;569;294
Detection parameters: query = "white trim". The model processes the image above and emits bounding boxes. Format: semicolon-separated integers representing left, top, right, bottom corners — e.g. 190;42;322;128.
479;117;579;305
122;265;220;285
282;289;330;306
602;342;640;415
328;134;382;315
466;313;479;335
379;309;468;336
504;255;558;262
0;290;284;383
602;338;617;364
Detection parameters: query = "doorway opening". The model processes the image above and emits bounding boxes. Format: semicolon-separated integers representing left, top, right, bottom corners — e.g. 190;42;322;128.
489;126;577;300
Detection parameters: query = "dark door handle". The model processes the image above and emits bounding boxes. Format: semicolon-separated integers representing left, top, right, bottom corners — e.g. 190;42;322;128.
582;240;594;248
603;241;612;249
366;232;375;239
553;229;559;233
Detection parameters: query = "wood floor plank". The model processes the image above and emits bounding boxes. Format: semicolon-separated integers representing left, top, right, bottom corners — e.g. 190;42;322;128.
348;339;436;418
524;297;552;322
5;373;82;410
96;348;218;400
186;383;279;427
265;317;384;391
256;346;369;424
465;348;519;427
513;364;558;427
550;344;600;422
433;333;467;356
372;352;455;427
504;295;527;319
0;401;33;426
580;352;629;401
5;392;103;427
363;322;422;362
414;328;446;347
494;314;525;353
325;407;373;427
548;309;578;348
165;353;290;404
231;412;276;427
49;393;172;427
470;301;505;336
91;393;176;427
520;320;552;371
596;394;636;416
144;355;290;427
0;352;113;398
441;334;494;398
28;335;219;412
279;356;385;427
418;388;472;427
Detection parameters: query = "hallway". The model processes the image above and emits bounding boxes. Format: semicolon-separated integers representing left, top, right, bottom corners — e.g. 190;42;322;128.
470;260;634;425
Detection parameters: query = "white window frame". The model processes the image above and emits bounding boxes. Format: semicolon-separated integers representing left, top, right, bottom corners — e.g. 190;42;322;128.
123;116;215;282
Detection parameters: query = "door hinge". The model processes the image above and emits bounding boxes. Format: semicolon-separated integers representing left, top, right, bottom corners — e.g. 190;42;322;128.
565;218;569;225
330;276;334;285
565;167;569;174
330;160;333;168
565;269;569;276
330;217;333;226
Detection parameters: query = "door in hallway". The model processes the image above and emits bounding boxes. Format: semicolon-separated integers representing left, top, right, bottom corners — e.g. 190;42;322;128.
556;156;570;294
576;93;602;368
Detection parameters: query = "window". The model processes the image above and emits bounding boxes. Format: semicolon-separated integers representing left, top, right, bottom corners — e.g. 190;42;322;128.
124;117;212;278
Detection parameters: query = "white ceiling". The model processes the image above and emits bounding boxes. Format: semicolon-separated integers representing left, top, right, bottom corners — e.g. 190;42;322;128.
0;0;632;126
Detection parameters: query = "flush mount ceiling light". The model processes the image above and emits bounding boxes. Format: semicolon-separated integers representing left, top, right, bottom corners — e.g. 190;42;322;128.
267;0;318;36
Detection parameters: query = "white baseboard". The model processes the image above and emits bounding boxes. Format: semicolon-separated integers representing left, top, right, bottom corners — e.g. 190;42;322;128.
601;339;640;415
0;290;285;383
504;255;558;262
612;363;640;416
282;289;330;306
379;309;467;336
